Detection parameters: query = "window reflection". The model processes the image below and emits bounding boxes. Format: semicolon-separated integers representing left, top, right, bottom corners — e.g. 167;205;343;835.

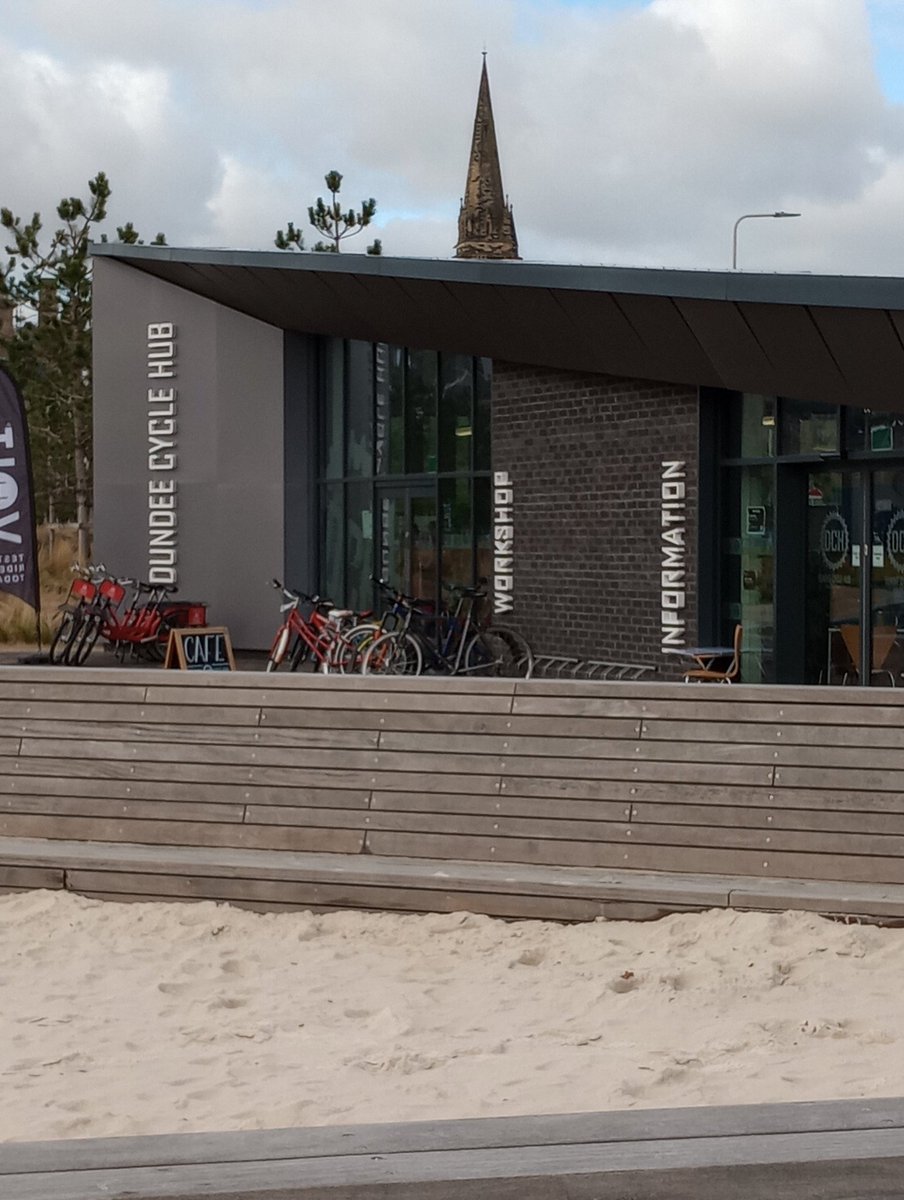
780;398;839;455
318;342;492;607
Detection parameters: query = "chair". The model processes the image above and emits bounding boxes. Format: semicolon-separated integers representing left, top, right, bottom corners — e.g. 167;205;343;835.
684;624;742;683
839;624;897;686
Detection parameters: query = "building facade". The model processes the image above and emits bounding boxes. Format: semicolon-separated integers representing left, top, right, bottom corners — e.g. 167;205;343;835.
90;246;904;684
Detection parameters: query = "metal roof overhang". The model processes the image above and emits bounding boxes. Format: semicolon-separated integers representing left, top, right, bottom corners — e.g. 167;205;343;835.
91;244;904;412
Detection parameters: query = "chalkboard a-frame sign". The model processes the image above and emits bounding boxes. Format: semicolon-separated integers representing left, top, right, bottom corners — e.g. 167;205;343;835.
164;626;236;671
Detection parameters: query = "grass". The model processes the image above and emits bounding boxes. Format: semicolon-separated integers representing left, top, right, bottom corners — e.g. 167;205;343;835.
0;525;81;647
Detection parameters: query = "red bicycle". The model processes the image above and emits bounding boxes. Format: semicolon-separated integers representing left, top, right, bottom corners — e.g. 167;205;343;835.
265;580;366;673
49;565;104;664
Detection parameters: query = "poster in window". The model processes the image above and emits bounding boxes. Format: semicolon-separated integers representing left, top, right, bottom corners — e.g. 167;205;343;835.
746;505;766;536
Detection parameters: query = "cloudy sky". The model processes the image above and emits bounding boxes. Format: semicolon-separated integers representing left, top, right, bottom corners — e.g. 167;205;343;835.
4;0;904;275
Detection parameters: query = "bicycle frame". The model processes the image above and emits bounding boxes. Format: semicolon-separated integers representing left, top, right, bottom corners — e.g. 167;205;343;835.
422;592;483;673
267;582;340;672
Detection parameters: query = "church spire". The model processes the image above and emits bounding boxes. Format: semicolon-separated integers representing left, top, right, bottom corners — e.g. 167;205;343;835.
455;56;519;260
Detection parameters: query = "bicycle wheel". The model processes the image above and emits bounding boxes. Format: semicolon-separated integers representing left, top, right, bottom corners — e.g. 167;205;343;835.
49;609;79;664
266;624;292;672
336;622;381;674
464;627;534;679
288;634;311;672
361;631;424;676
70;612;102;666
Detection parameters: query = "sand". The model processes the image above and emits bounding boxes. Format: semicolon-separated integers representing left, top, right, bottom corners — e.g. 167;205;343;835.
1;888;902;1142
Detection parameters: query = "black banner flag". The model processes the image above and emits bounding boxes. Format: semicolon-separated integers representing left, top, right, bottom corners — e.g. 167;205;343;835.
0;365;40;619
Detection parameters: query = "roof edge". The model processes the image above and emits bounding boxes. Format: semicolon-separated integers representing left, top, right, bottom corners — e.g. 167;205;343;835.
88;241;904;311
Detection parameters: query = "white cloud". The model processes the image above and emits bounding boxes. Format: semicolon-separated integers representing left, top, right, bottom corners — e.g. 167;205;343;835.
3;0;904;274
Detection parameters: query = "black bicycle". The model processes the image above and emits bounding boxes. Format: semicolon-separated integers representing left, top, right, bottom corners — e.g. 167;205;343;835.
361;582;533;678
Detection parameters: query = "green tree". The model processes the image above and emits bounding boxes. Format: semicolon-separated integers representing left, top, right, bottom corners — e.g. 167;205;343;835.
0;172;165;562
276;170;382;255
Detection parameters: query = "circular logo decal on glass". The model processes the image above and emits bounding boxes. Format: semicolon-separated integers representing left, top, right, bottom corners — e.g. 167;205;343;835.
820;510;849;571
887;509;904;574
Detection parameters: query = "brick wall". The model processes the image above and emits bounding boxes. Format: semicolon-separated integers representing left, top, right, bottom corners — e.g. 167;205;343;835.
491;361;699;673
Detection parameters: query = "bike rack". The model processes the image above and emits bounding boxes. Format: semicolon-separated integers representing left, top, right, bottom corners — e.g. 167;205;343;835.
532;655;657;681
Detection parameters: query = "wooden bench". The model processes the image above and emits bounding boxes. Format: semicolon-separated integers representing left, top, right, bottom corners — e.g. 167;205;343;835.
2;667;904;920
4;1097;904;1198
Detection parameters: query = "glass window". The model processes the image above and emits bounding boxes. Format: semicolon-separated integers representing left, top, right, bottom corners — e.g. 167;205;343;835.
321;483;344;603
322;340;344;479
387;345;405;474
474;357;491;471
440;477;471;596
405;350;438;474
805;470;861;685
439;354;473;473
410;492;438;605
780;398;839;456
345;482;374;612
474;475;492;589
346;341;373;477
720;465;775;682
723;393;775;458
318;338;491;609
846;408;904;454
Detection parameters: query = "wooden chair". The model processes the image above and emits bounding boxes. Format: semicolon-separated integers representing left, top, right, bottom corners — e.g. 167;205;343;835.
839;624;897;686
684;623;742;683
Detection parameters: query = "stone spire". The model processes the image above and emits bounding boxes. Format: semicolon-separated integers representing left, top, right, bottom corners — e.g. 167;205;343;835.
455;55;519;260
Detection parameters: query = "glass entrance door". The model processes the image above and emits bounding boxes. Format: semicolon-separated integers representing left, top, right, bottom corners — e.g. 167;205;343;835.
807;470;862;685
870;469;904;685
377;486;438;605
807;468;904;686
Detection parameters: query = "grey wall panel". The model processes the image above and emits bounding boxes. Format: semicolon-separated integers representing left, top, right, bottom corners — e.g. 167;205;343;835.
92;257;284;651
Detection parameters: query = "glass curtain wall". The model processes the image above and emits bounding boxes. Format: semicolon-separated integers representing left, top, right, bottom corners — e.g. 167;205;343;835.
318;339;492;612
717;392;904;685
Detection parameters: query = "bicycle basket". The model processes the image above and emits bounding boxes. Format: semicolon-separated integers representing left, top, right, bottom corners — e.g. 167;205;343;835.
99;579;127;607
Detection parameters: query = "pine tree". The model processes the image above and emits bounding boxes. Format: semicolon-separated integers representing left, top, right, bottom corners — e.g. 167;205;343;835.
276;170;382;254
0;172;165;562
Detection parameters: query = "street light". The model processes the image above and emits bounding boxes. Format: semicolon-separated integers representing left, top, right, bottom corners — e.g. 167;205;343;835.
731;211;801;270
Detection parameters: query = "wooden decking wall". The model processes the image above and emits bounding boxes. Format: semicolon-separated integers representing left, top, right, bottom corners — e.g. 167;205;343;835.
0;668;902;918
4;1097;904;1199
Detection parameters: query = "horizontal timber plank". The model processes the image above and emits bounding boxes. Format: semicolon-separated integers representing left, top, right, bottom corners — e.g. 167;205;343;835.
0;838;737;904
0;720;379;750
497;759;775;785
364;808;904;855
511;678;904;705
0;795;247;823
4;1098;904;1175
262;707;643;738
18;737;385;767
514;694;904;725
630;801;904;835
495;776;904;813
0;757;504;794
616;818;904;858
0;773;370;808
7;1126;904;1200
63;869;614;921
0;700;261;726
0;813;365;854
775;765;904;791
146;683;516;712
0;864;63;889
364;830;904;883
641;718;904;748
371;790;632;821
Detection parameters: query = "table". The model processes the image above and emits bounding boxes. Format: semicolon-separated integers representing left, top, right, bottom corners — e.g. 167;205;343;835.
662;645;735;669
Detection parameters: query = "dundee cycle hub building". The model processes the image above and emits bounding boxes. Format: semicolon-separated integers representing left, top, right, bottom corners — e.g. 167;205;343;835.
91;243;904;685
